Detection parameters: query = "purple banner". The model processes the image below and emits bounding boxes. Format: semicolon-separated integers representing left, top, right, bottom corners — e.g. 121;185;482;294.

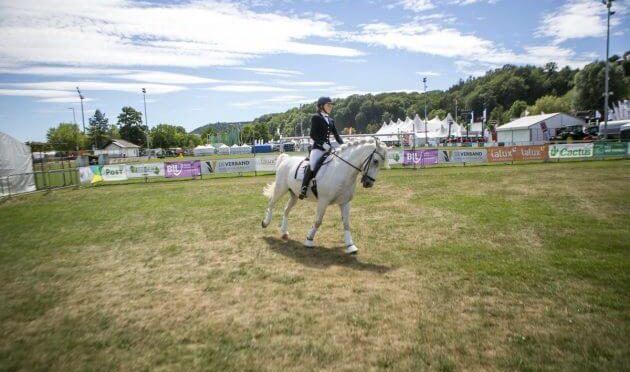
402;149;439;166
164;161;201;178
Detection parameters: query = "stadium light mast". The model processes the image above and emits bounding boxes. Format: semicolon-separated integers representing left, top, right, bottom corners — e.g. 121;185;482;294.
76;87;86;134
423;77;428;146
142;88;150;149
67;107;77;125
602;0;615;140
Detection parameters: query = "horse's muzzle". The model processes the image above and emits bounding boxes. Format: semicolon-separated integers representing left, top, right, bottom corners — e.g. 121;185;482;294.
362;180;374;188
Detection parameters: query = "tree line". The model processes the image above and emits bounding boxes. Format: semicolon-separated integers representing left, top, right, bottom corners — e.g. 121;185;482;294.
240;52;629;139
46;106;206;151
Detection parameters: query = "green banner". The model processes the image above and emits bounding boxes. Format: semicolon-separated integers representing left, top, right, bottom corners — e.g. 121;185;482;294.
593;142;627;157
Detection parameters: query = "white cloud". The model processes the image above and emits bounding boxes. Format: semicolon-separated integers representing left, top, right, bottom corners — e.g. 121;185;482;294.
206;85;295;93
232;94;310;108
0;0;362;69
39;96;95;103
0;88;95;103
275;80;335;87
2;81;186;95
346;21;591;68
237;67;303;77
388;0;435;12
536;0;625;44
117;72;221;85
416;71;441;76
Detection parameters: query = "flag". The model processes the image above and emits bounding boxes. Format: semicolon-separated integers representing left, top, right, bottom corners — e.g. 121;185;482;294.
483;108;487;122
470;111;474;124
595;110;601;119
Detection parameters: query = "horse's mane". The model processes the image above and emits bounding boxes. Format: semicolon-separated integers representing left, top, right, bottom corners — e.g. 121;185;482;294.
336;138;386;155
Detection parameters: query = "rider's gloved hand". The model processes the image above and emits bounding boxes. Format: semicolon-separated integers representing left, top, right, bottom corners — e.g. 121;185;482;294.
323;143;331;151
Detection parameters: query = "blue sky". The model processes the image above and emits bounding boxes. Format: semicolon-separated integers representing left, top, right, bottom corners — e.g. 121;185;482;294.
0;0;628;142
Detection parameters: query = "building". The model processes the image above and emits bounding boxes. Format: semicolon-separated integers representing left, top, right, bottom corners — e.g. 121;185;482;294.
95;139;141;158
496;113;584;144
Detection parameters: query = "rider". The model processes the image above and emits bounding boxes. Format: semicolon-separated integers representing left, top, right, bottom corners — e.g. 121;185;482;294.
299;96;344;199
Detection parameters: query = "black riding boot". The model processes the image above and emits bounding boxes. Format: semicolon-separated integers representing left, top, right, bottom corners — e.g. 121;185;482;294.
299;166;313;199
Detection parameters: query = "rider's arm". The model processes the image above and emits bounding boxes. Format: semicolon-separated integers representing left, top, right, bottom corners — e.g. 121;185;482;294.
330;119;344;144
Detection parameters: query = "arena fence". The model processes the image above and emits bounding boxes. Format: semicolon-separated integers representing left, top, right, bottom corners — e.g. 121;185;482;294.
1;141;628;199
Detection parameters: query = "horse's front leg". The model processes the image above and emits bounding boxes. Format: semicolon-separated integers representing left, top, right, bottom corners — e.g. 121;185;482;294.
340;202;358;255
304;200;328;247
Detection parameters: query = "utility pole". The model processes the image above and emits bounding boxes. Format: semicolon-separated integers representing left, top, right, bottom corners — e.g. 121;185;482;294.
602;0;615;140
76;87;86;134
423;77;428;146
142;88;150;149
68;107;77;125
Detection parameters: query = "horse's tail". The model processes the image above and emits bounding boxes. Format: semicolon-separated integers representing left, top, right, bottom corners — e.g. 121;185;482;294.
263;153;290;199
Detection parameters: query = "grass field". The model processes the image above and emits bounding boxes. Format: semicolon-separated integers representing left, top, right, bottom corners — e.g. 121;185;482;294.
1;160;628;371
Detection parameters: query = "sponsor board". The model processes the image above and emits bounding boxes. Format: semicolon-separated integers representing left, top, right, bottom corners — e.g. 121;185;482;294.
439;149;487;163
387;150;403;165
488;145;548;162
125;163;164;178
548;143;593;159
255;156;278;172
78;166;103;184
164;161;202;178
101;165;128;181
593;142;627;157
214;158;256;173
402;149;438;166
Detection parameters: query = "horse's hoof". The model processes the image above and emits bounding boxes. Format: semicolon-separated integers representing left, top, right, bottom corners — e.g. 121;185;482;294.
261;220;268;229
304;239;314;248
345;245;358;255
281;233;289;241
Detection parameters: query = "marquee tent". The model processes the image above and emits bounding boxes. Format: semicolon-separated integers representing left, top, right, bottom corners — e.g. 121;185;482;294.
0;131;36;197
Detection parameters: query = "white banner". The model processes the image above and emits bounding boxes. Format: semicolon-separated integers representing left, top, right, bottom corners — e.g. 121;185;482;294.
255;156;278;172
101;165;128;181
214;158;256;173
125;163;164;178
439;149;487;163
387;150;403;165
548;143;593;159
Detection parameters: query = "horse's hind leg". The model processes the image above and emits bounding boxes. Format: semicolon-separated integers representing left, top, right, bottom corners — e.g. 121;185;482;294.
262;181;288;228
280;193;298;240
304;199;328;247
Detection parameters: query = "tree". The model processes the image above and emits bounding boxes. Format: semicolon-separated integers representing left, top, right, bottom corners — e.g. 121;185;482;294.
46;122;86;151
429;109;447;120
241;124;255;144
489;105;505;127
527;95;571;115
150;124;186;148
506;100;528;120
117;106;147;147
200;126;217;144
87;109;111;149
574;61;628;111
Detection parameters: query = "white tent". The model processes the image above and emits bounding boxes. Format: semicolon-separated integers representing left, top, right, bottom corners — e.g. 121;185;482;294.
216;144;230;155
230;144;250;154
497;113;584;144
193;145;216;156
0;131;36;197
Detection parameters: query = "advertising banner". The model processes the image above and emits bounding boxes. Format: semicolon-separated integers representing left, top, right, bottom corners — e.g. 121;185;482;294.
593;142;627;157
201;161;214;175
439;149;487;163
78;166;103;184
214;158;256;173
548;143;594;159
125;163;164;178
402;149;438;166
487;145;548;162
101;165;128;181
387;150;404;165
255;156;278;172
164;160;202;178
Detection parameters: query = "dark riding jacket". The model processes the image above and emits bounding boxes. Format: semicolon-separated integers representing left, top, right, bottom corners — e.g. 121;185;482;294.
310;112;344;151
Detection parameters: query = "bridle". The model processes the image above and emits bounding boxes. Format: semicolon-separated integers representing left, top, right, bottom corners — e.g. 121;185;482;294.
330;146;386;184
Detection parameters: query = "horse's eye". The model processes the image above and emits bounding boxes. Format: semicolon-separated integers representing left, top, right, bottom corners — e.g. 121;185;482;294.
373;159;379;165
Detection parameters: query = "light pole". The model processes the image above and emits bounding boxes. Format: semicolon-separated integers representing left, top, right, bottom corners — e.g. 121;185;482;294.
602;0;615;140
76;87;86;134
67;107;76;125
142;88;150;149
423;77;428;146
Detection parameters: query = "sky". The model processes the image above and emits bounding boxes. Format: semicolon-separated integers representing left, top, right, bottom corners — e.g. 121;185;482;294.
0;0;628;142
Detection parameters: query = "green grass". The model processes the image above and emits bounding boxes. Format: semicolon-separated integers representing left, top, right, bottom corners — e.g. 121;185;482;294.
0;160;628;371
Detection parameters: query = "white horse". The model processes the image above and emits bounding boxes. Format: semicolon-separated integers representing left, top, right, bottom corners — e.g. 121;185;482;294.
262;139;388;255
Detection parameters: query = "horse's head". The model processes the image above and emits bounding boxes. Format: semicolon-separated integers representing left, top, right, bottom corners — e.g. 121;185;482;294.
360;138;388;188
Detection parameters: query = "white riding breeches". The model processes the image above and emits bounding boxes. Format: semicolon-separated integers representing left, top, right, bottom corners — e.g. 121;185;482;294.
309;149;325;169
